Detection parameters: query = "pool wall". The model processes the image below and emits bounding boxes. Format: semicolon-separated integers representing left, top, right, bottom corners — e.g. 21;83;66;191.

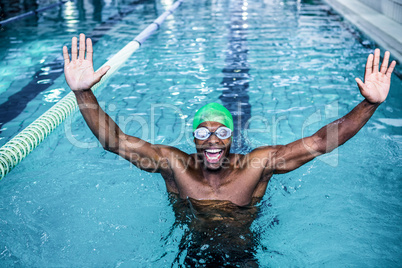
324;0;402;63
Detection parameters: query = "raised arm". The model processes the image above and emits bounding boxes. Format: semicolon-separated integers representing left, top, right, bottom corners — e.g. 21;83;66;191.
270;49;396;174
63;33;177;173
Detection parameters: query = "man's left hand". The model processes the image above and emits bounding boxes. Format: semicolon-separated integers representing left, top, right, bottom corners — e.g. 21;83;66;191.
355;48;396;104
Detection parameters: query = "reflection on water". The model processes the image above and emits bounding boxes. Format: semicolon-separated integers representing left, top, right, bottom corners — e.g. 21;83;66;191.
0;0;156;134
167;194;261;267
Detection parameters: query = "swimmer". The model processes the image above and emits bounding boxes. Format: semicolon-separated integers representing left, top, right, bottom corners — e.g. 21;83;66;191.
63;33;396;207
63;33;396;266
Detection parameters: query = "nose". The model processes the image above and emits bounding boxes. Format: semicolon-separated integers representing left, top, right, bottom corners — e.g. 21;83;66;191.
207;133;220;144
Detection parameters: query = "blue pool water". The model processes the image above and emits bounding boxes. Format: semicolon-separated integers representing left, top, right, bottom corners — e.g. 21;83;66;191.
1;0;401;266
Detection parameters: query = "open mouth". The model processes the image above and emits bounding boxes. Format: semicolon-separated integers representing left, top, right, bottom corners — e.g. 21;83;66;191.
204;149;223;163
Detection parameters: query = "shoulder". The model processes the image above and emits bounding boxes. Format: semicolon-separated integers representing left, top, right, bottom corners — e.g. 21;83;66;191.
145;145;193;170
244;145;280;162
233;145;285;172
156;145;192;158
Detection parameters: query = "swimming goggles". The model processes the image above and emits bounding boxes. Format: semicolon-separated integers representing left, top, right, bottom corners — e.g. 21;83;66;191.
193;126;232;140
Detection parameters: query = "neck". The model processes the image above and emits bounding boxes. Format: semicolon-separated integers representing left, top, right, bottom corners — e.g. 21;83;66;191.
201;163;231;187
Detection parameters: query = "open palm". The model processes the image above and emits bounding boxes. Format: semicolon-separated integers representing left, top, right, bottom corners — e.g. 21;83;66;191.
63;34;110;92
355;49;396;104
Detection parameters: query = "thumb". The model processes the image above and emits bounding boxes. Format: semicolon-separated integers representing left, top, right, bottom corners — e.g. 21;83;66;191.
94;65;111;83
355;77;366;94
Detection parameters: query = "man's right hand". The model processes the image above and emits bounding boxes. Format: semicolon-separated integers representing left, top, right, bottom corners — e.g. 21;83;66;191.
63;33;110;92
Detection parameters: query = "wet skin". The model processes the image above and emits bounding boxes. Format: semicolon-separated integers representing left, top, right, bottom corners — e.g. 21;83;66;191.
64;34;396;207
156;120;273;207
64;33;396;265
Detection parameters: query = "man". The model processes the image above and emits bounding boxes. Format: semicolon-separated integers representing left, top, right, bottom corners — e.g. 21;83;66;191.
63;33;395;265
63;33;396;206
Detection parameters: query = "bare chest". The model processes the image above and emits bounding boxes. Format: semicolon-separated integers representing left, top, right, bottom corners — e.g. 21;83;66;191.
168;167;264;206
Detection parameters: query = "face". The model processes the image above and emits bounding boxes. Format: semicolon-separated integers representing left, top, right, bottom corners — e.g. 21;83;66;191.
194;121;232;170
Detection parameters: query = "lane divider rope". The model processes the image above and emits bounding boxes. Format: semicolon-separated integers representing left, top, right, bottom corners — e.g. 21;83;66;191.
0;0;184;181
0;0;72;26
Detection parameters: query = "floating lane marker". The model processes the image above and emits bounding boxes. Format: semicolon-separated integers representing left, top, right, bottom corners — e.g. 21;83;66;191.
0;0;71;26
0;0;184;181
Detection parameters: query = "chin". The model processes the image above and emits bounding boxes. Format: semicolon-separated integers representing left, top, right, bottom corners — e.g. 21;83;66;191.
203;157;226;171
204;162;221;170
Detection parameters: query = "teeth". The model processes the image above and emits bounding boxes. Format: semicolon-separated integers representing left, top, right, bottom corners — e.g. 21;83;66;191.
207;155;220;160
205;149;222;153
205;149;223;161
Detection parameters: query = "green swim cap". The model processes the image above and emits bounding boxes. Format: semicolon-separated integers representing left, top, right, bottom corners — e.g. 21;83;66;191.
193;103;234;131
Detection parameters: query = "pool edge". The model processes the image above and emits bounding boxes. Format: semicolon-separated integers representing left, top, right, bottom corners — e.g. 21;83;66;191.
323;0;402;64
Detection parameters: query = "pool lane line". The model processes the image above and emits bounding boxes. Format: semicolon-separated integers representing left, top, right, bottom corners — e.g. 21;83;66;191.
0;0;144;131
219;0;252;153
0;0;185;181
0;0;72;26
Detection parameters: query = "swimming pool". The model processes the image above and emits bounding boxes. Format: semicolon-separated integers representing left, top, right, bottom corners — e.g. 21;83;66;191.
1;0;401;266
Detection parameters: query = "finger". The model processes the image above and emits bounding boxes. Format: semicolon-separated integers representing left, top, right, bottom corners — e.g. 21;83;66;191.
355;77;364;88
355;77;366;95
386;60;396;78
71;36;78;60
373;48;380;73
94;65;111;83
364;53;373;79
63;46;70;65
380;51;390;74
79;33;86;60
86;37;93;63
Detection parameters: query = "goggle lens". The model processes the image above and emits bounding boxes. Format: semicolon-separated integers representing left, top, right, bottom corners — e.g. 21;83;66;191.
215;127;231;139
194;128;210;140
